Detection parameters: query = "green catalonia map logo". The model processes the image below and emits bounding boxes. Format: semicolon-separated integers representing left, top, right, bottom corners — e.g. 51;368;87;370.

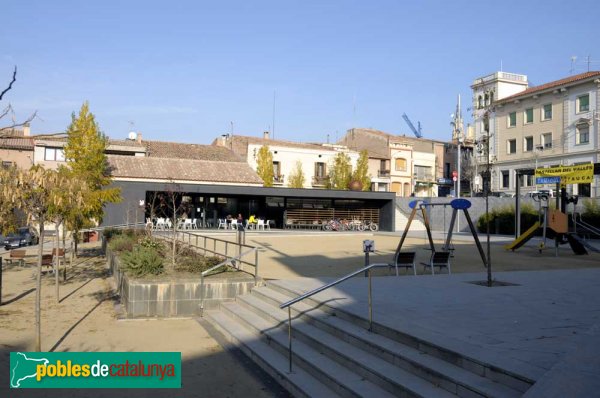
10;352;181;389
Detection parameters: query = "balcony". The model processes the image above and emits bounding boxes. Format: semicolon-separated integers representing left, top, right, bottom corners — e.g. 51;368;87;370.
377;169;391;178
312;175;329;187
414;172;434;182
273;174;285;185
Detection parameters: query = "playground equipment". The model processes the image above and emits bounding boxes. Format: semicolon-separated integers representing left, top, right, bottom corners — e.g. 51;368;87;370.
507;163;600;255
395;198;487;274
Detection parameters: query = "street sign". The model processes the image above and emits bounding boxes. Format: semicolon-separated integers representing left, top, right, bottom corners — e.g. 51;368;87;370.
452;176;458;182
452;170;458;177
536;176;561;184
363;240;375;253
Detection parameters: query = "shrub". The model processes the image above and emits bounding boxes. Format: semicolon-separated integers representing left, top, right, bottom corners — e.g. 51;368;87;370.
581;199;600;227
138;236;164;252
175;249;224;273
477;203;539;234
108;235;136;252
120;246;164;277
103;227;122;241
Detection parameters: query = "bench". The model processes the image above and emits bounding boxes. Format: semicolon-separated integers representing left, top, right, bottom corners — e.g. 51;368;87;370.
52;248;66;260
5;249;26;266
421;251;451;275
41;254;54;274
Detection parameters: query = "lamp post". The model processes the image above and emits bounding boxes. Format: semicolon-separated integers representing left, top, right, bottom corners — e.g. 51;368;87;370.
483;111;493;287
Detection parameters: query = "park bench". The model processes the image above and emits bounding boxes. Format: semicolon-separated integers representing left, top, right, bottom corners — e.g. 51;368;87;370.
52;248;66;260
5;249;26;266
41;254;54;274
421;251;451;275
390;251;417;276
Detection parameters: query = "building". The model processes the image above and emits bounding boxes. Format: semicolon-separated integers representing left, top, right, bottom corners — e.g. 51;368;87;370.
339;128;456;197
213;132;360;189
490;71;600;197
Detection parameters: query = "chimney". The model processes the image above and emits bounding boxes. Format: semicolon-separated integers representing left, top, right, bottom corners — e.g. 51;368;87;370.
136;132;143;144
23;123;30;136
263;131;270;140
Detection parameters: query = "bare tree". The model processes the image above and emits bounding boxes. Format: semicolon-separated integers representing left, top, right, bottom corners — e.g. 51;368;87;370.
0;67;37;136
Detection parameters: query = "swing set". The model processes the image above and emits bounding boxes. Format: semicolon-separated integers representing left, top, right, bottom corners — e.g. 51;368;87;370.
393;198;488;274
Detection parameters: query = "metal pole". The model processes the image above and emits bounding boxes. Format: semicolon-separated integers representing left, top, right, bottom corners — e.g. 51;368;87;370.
516;173;522;238
288;306;292;373
0;257;3;306
254;249;259;286
363;251;370;277
368;268;373;332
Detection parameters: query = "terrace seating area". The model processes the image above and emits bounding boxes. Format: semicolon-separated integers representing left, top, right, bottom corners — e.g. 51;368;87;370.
283;208;380;230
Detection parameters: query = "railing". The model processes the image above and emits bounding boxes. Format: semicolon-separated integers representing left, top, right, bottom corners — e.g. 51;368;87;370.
377;169;391;178
414;173;434;181
279;262;390;373
312;176;328;186
273;174;285;184
154;229;260;314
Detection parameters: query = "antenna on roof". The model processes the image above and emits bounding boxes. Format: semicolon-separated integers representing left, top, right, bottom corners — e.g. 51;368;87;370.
127;120;136;140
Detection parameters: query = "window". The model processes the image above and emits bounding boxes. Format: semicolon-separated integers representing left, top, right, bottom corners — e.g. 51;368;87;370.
524;136;533;152
272;161;281;176
445;162;451;179
314;162;326;177
501;170;510;188
378;183;389;192
414;165;432;180
524;108;533;124
2;161;14;168
477;95;483;109
577;94;590;113
542;104;552;120
576;125;590;145
44;147;65;161
542;133;552;149
508;112;516;127
507;139;517;154
394;158;407;171
391;182;401;194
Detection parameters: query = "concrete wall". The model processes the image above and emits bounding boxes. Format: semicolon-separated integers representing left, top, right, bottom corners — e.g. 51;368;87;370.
107;249;256;317
395;196;541;233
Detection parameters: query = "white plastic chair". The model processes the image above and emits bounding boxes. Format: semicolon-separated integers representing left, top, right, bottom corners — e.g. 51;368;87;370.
265;220;272;230
191;218;198;229
231;220;238;230
156;218;165;230
257;219;265;230
184;219;192;230
217;219;226;229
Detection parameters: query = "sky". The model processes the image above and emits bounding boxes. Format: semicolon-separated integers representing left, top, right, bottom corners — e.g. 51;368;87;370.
1;0;600;144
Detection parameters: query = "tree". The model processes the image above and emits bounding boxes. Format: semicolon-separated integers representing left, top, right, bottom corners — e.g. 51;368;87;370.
287;161;305;188
351;150;371;191
48;167;87;301
327;152;352;190
0;165;19;306
0;67;37;137
2;165;65;351
256;145;274;187
63;102;121;255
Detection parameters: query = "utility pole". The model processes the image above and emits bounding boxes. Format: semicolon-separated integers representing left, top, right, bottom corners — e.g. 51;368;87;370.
483;110;493;287
452;94;464;232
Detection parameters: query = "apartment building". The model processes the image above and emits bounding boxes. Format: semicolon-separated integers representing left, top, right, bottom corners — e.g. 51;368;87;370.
339;128;455;197
213;132;360;189
492;71;600;197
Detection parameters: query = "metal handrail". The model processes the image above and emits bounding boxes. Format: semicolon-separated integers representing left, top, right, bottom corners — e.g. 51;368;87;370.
280;262;390;373
200;246;259;315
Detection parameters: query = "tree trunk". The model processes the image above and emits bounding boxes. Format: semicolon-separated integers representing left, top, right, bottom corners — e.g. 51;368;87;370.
62;223;67;282
35;219;44;352
55;222;61;303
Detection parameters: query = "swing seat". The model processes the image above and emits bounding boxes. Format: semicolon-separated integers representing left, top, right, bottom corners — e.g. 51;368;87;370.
421;251;451;275
390;251;417;276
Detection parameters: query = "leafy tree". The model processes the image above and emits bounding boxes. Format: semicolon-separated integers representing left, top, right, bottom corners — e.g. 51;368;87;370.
256;145;274;187
63;102;121;255
351;150;371;191
327;152;352;190
2;165;67;351
288;161;305;188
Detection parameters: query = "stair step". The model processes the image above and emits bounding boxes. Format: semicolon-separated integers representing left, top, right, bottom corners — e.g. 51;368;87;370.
265;281;533;393
243;288;521;398
222;300;452;398
205;310;338;398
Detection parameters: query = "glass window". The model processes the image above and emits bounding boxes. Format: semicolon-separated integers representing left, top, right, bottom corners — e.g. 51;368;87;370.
525;108;533;124
576;125;590;144
542;133;553;149
394;158;407;171
501;170;509;188
542;104;552;120
273;161;281;176
56;149;65;161
314;162;326;177
44;147;56;161
578;94;589;113
508;112;516;127
524;136;533;152
507;139;517;154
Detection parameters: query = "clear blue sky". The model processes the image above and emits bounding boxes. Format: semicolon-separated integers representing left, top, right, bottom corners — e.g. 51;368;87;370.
2;0;599;144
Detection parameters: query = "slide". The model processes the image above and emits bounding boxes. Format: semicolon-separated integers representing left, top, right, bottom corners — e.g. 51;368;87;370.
568;234;599;254
504;221;541;251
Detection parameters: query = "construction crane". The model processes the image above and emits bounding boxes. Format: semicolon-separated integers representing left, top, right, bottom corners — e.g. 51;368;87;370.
402;113;423;138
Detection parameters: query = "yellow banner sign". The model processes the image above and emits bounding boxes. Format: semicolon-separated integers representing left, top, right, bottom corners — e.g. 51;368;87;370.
535;163;594;185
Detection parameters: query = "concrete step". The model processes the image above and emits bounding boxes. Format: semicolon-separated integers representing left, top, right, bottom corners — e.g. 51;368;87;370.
247;287;521;398
267;280;533;393
205;310;338;398
219;301;398;398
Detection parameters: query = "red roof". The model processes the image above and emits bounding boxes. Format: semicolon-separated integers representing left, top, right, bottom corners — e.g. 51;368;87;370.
499;71;600;103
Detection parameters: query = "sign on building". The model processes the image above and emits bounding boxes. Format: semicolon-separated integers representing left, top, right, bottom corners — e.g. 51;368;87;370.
535;164;593;185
